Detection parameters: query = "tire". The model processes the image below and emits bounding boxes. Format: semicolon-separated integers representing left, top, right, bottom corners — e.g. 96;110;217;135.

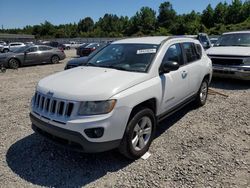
51;55;60;64
194;79;209;107
66;46;70;50
8;58;19;69
119;108;156;159
3;48;9;53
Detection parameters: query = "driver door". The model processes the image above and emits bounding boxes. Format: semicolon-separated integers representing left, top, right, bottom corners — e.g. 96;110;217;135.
24;46;40;65
159;43;189;114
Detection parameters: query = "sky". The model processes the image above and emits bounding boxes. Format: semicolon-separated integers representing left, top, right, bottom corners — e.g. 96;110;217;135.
0;0;235;29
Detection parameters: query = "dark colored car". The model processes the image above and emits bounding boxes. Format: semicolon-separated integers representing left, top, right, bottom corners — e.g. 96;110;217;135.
76;43;89;56
76;43;101;57
42;41;66;51
0;45;66;69
65;43;108;70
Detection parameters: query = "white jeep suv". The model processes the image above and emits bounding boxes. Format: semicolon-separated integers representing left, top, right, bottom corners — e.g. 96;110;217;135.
30;37;212;159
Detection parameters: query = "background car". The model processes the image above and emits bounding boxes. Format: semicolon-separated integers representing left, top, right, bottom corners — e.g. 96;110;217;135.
0;41;6;46
65;43;109;70
0;45;66;69
41;41;66;51
210;37;219;46
1;42;26;53
63;41;83;50
76;43;101;57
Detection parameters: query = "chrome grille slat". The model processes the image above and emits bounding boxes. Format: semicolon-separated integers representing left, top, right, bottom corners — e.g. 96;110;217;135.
32;92;75;119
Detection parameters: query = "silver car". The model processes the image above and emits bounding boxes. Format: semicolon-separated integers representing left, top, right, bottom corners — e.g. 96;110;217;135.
0;45;66;69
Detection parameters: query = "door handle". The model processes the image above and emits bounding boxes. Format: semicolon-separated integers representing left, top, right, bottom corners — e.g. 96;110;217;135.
182;71;188;79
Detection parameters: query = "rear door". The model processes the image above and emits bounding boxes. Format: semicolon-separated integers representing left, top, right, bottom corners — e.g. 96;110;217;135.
181;42;203;96
159;43;190;113
39;46;53;63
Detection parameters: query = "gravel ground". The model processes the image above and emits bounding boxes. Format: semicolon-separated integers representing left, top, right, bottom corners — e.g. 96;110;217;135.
0;49;249;188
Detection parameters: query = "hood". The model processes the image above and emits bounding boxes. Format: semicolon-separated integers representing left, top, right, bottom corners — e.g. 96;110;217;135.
206;46;250;56
37;66;149;101
67;57;89;65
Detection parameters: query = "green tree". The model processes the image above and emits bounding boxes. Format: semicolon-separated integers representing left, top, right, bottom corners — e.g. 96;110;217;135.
242;0;250;20
129;7;157;35
201;4;214;28
78;17;94;33
225;0;243;24
214;2;228;24
157;2;176;29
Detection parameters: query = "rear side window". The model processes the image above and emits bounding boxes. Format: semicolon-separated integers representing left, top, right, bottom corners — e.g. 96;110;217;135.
195;44;202;57
39;46;52;51
26;47;38;52
182;43;200;63
162;44;183;65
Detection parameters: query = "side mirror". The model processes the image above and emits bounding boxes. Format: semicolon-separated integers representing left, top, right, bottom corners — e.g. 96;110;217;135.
160;61;180;74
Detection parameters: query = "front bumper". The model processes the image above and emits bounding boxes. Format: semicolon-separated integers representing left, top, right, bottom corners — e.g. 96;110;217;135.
30;113;121;153
212;64;250;80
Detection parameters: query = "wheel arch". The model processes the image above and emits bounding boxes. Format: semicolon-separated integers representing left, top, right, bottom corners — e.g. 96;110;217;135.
8;57;22;67
128;98;157;121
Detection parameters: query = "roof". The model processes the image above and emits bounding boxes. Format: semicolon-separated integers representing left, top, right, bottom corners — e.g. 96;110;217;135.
223;30;250;35
113;36;169;45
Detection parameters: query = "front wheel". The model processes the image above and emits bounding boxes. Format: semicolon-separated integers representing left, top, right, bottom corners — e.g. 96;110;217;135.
194;79;208;107
119;108;156;159
8;58;19;69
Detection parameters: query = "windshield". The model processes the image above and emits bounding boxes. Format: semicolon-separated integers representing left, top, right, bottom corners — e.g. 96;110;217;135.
12;46;29;53
215;33;250;47
86;43;159;73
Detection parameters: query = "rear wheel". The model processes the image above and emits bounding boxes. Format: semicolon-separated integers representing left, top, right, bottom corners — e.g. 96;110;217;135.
194;79;208;107
51;55;60;64
8;58;19;69
119;108;156;159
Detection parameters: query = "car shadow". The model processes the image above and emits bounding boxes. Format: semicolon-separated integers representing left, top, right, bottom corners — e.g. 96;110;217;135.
6;133;132;187
6;104;194;187
210;77;250;90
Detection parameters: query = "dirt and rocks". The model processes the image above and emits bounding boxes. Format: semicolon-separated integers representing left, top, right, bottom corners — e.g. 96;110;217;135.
0;50;249;187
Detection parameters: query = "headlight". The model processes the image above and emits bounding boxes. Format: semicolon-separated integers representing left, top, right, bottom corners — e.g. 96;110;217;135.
243;58;250;64
78;100;116;115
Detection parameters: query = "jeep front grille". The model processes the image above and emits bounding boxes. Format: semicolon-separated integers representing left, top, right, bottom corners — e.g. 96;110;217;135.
33;92;75;118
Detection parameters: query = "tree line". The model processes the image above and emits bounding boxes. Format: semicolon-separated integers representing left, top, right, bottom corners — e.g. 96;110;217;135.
1;0;250;38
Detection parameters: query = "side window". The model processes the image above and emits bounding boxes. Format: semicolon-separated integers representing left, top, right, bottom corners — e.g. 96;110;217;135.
162;44;183;65
26;47;38;53
39;46;52;51
195;44;202;58
182;43;200;63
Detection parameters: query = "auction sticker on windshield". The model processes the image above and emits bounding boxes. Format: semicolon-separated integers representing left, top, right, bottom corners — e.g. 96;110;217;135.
137;49;157;54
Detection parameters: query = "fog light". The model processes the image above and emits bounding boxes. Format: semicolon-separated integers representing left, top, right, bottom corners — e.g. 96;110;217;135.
84;128;104;138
